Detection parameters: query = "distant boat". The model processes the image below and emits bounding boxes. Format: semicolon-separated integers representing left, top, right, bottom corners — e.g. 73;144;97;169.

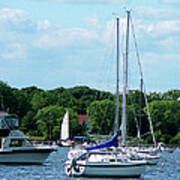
60;110;72;147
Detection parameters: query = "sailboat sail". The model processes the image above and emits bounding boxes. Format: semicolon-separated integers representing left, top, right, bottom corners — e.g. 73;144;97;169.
61;110;69;140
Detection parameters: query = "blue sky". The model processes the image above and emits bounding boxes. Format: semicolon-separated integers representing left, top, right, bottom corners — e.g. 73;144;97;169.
0;0;180;93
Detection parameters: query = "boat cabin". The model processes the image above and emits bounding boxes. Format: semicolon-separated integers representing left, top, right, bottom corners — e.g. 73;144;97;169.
0;112;19;130
0;112;23;149
2;130;32;149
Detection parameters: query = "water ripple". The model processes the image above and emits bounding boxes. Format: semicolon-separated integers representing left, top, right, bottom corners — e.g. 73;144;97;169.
0;148;179;180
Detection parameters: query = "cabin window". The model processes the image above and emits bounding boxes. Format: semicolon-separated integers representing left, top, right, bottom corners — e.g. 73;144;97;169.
23;139;32;146
10;140;23;147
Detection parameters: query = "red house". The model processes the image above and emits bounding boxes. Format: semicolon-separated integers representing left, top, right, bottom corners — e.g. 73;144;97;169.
78;114;88;124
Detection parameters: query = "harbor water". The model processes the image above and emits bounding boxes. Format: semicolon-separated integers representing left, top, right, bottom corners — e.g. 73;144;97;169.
0;147;179;180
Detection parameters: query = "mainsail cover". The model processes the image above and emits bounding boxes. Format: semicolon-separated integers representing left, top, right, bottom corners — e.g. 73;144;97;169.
86;132;118;151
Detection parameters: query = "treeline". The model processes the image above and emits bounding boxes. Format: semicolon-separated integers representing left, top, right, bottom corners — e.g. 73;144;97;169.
0;81;179;144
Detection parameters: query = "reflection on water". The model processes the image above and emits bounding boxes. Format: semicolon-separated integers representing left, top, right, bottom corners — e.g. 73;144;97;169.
0;147;179;180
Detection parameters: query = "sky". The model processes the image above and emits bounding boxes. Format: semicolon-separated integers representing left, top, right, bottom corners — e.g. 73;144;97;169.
0;0;179;93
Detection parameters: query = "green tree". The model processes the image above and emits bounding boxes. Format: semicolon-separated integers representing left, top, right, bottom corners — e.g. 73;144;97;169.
12;89;31;120
162;90;180;101
127;90;145;108
87;99;119;135
0;81;16;113
148;100;180;143
68;86;114;113
126;104;141;138
148;92;162;102
36;105;81;140
21;111;37;135
169;132;180;144
56;92;81;113
31;91;57;111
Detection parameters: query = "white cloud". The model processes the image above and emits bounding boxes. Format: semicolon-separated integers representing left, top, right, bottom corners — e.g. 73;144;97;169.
140;51;180;88
0;8;103;63
154;20;180;35
134;6;172;20
35;27;99;49
101;19;115;47
141;52;180;89
38;20;51;30
100;17;126;49
0;8;36;33
1;43;27;60
130;17;180;51
0;8;52;61
137;20;180;39
37;0;127;5
161;0;180;5
84;13;101;30
134;19;180;38
159;37;180;53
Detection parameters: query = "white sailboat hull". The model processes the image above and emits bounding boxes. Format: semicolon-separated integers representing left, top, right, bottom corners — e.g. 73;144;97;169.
61;141;72;147
65;160;146;178
83;162;145;177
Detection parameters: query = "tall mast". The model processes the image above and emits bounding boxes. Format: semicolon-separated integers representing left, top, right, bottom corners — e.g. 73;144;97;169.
114;17;120;133
139;78;143;139
121;10;130;146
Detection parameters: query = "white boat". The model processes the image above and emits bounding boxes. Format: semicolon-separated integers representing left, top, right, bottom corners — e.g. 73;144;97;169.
0;112;57;164
118;146;161;165
65;150;147;178
60;110;72;147
0;130;57;164
127;150;161;165
65;11;148;178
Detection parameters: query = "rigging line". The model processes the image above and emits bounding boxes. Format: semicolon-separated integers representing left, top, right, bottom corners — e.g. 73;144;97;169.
130;14;156;146
97;20;116;92
90;21;115;89
106;20;116;91
88;20;116;136
100;19;117;134
88;20;115;92
129;17;143;79
128;94;141;140
100;20;116;126
108;18;117;136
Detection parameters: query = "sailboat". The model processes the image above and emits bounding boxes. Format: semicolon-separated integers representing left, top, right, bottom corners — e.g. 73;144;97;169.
60;110;72;147
116;11;161;165
64;11;148;178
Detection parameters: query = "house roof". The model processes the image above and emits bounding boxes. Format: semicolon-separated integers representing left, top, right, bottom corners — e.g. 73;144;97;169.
0;111;8;117
78;114;88;124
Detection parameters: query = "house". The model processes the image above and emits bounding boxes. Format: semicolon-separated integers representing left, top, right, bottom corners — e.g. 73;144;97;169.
78;114;88;124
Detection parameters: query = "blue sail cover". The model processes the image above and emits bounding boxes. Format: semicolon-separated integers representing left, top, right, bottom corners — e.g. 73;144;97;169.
86;132;118;151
